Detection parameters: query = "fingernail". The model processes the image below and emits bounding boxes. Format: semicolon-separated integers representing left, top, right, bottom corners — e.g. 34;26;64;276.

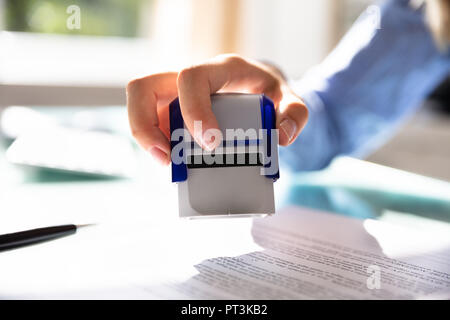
279;118;297;144
148;146;169;165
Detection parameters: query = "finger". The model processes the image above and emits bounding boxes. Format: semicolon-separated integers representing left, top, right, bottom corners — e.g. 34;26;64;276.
177;54;283;150
276;87;309;146
126;72;178;165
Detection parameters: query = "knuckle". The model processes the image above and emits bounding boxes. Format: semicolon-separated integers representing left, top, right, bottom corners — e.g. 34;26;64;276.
130;128;143;140
177;65;204;85
269;77;283;91
130;128;154;148
126;78;142;94
221;53;245;67
130;128;148;140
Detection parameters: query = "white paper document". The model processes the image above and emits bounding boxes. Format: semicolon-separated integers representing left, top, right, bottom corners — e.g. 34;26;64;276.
1;205;449;299
144;207;450;300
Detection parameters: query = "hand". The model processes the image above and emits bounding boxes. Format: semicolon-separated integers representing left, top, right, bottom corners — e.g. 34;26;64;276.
126;54;308;165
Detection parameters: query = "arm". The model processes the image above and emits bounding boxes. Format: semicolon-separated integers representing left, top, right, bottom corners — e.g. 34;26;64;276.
280;0;450;171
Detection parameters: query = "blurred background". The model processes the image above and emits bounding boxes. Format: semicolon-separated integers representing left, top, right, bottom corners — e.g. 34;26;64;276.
0;0;371;90
0;0;449;181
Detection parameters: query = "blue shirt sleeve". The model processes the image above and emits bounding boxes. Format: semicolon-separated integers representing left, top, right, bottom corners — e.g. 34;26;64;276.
280;0;450;172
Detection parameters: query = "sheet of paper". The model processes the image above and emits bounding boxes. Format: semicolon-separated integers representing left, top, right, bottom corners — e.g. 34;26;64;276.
2;201;448;299
140;207;450;300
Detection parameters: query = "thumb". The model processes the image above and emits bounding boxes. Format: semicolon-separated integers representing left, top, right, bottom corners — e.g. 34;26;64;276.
276;90;309;146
